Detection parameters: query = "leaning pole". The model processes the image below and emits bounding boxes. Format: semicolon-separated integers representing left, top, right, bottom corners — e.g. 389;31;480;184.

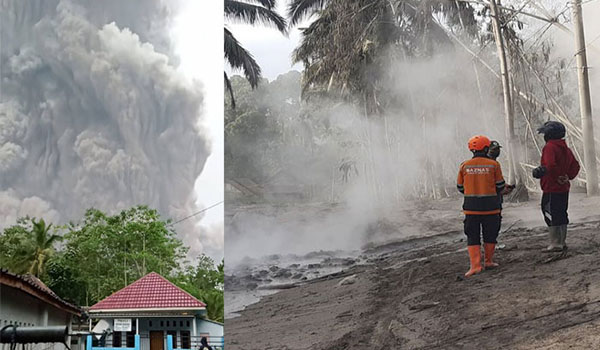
572;0;599;195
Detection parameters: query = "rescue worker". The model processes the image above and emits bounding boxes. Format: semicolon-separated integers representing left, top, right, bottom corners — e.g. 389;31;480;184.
457;135;506;277
487;140;502;160
532;121;580;252
487;140;515;202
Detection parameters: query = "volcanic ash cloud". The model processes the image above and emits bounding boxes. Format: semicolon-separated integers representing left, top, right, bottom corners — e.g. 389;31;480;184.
0;0;209;254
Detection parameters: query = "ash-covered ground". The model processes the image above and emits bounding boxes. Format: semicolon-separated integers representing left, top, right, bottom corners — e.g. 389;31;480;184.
225;192;600;349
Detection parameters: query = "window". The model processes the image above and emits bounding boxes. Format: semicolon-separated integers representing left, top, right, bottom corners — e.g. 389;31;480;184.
180;331;190;349
126;319;136;348
179;321;183;327
112;331;122;348
160;321;164;327
166;321;170;327
186;321;190;327
166;331;177;348
149;321;152;327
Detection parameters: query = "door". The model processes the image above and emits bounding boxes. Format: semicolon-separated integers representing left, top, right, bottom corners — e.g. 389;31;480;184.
150;331;164;350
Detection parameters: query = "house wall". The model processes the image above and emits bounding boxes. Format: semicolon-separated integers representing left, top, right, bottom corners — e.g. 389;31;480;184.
196;319;223;337
97;317;210;350
0;285;72;350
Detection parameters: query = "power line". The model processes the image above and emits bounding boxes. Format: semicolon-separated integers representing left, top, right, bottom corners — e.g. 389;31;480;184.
168;201;224;226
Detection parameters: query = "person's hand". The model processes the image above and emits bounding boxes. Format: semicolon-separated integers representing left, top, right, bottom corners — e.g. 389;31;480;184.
501;184;515;195
532;166;547;179
557;175;569;185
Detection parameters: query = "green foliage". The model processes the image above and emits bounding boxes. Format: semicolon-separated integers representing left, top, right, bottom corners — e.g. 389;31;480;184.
0;218;61;277
172;256;224;323
61;206;187;306
0;206;224;322
0;218;30;271
199;289;225;323
45;253;88;304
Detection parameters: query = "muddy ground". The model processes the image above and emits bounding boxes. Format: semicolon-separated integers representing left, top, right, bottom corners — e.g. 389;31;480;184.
226;194;600;349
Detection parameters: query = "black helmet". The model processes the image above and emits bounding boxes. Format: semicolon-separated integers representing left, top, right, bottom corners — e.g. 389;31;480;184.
537;121;566;140
488;140;501;159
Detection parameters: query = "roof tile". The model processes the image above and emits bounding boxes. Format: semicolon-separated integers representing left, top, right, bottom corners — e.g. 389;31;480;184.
89;272;205;310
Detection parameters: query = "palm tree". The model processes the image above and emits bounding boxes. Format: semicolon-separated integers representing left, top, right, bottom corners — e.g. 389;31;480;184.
224;0;287;108
288;0;480;111
288;0;328;28
14;219;61;277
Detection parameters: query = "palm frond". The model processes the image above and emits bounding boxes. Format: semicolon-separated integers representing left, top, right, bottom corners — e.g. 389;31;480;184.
224;27;261;88
45;234;62;248
240;0;277;10
288;0;329;27
224;71;237;109
225;0;287;33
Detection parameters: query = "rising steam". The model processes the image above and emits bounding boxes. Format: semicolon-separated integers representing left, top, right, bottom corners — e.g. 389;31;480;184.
226;0;600;264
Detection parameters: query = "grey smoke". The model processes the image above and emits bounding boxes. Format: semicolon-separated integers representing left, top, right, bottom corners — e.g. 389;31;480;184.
0;0;213;258
227;1;600;266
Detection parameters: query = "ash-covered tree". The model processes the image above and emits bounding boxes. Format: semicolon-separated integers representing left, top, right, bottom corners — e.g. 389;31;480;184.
225;72;300;182
289;0;481;115
286;0;484;201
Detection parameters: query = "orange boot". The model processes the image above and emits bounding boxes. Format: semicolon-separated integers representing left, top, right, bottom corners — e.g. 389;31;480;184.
484;243;499;268
465;245;483;277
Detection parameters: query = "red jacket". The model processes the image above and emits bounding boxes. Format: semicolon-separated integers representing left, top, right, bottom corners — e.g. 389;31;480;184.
540;139;580;193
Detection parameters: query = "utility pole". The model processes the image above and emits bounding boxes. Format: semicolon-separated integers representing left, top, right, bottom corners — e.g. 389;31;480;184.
572;0;599;195
489;0;521;187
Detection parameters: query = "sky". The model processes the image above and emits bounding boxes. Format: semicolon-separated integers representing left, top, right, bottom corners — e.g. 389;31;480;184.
226;1;306;80
172;0;224;261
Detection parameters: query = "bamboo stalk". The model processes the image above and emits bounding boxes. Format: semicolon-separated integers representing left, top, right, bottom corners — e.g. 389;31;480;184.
490;0;520;185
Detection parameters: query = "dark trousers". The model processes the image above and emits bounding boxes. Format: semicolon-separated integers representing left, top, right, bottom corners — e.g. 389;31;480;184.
464;214;501;246
541;192;569;226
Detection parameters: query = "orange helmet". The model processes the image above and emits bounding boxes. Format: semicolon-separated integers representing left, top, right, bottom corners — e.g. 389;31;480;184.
468;135;491;151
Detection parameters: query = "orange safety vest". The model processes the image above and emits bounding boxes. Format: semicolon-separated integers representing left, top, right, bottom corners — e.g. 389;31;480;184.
457;157;505;215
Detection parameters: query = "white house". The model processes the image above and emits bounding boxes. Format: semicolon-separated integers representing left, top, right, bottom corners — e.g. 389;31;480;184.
87;272;223;350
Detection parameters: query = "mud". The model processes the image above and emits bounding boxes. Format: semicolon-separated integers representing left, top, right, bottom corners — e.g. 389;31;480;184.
226;194;600;349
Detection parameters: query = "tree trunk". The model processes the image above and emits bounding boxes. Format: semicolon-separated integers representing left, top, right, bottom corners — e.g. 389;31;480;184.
489;0;528;201
489;0;515;181
572;0;599;196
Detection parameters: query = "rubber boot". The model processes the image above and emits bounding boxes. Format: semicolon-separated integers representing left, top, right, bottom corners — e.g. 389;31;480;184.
465;245;483;277
542;226;563;252
484;243;499;268
559;225;568;251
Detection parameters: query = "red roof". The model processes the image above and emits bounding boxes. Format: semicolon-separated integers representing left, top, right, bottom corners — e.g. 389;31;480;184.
89;272;205;311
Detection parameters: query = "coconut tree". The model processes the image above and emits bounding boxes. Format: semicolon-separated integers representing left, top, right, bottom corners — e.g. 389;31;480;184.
225;0;287;107
288;0;482;201
289;0;480;112
13;219;61;277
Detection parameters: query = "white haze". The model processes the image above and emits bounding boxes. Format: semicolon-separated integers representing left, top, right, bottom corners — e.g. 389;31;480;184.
227;50;508;265
227;0;600;265
550;1;600;125
0;0;217;259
